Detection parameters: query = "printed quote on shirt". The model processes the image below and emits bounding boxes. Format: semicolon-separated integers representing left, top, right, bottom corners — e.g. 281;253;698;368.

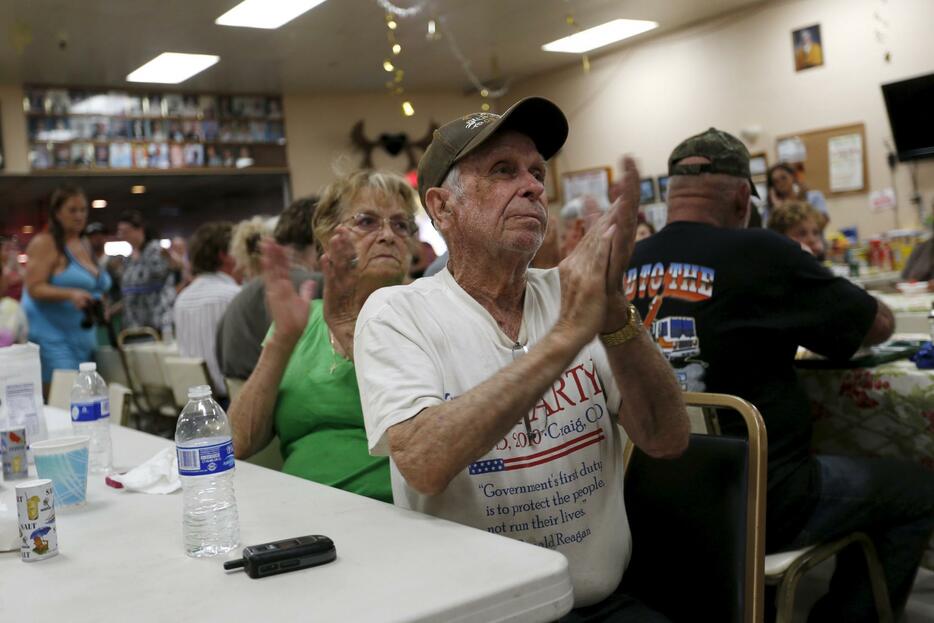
468;358;612;549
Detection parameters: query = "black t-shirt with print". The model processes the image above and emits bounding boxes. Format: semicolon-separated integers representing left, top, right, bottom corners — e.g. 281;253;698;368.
627;221;878;550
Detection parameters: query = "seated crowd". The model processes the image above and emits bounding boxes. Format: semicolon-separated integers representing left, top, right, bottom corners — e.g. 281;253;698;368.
9;97;934;622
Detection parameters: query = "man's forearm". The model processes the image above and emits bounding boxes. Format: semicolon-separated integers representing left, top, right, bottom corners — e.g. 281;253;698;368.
387;328;585;495
229;336;294;458
604;328;689;458
862;300;895;347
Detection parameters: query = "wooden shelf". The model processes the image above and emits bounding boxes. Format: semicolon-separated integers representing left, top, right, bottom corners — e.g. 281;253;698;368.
26;111;281;123
29;138;287;146
26;167;291;177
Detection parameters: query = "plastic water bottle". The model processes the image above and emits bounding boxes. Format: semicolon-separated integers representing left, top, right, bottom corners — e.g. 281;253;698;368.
175;385;239;558
70;361;112;473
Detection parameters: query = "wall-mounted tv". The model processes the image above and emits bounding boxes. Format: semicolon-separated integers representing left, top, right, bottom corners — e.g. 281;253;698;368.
882;72;934;162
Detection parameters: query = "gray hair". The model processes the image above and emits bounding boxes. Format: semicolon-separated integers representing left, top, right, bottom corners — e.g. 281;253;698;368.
441;164;463;200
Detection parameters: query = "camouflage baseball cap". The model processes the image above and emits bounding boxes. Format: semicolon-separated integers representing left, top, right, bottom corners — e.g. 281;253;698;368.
417;97;568;206
667;127;759;197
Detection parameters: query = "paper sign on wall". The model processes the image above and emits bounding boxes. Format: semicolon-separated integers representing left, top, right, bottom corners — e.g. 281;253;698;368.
561;169;611;203
777;137;807;163
869;188;897;213
828;133;864;192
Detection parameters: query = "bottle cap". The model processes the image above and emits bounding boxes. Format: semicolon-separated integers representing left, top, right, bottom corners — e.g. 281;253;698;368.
187;385;212;399
79;362;97;372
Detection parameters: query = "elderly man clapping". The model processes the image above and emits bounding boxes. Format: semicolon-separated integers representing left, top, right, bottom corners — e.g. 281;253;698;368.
354;98;689;620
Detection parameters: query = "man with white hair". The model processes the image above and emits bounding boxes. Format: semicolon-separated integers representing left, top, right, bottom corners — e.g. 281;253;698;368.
559;194;610;258
355;97;689;620
628;127;934;622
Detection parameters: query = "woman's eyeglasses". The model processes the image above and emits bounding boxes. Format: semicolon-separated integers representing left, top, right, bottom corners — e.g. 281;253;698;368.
344;212;417;238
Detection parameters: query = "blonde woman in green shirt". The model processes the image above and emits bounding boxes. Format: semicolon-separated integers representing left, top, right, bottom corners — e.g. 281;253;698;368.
229;170;417;502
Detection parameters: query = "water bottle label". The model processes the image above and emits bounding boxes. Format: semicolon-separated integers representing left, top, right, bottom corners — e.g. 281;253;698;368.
70;399;110;423
176;440;235;477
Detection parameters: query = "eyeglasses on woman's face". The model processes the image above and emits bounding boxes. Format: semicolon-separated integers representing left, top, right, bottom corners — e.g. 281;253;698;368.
343;212;417;238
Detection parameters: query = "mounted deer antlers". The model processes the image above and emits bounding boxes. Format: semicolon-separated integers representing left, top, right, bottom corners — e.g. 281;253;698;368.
350;120;438;170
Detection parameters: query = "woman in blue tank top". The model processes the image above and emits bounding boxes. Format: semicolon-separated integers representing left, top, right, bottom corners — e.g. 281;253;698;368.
22;186;111;386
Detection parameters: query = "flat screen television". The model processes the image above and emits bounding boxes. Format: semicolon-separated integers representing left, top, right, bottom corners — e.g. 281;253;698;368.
882;72;934;161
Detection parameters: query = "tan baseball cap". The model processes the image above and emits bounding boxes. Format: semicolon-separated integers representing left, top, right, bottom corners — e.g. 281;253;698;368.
416;96;568;206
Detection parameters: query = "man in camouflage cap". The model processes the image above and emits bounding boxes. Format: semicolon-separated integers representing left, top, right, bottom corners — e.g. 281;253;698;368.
355;97;689;620
666;127;759;199
629;129;933;622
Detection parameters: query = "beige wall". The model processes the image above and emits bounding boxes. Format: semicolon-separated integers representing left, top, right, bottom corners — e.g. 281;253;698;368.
509;0;934;236
0;84;28;173
3;0;933;238
283;92;479;200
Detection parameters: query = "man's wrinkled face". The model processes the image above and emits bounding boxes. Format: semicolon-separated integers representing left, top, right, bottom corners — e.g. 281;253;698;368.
450;131;548;256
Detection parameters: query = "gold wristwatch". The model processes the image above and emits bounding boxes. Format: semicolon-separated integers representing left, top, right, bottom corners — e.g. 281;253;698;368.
599;304;643;348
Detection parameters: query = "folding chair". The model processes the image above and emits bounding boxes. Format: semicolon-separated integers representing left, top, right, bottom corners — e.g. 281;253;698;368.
48;369;78;410
108;382;133;428
694;395;893;622
163;356;214;407
94;345;130;387
623;391;767;623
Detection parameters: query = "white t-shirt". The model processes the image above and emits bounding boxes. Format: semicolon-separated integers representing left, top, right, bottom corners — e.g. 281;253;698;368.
355;267;631;607
173;272;241;397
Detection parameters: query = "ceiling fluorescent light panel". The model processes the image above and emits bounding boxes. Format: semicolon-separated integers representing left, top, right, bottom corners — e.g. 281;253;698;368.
216;0;329;29
542;19;658;54
127;53;220;84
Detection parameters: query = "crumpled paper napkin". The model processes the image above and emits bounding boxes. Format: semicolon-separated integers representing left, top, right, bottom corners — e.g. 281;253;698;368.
106;446;181;494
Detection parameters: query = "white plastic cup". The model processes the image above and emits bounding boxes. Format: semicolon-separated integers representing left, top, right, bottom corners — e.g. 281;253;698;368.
1;426;29;480
30;436;91;507
15;479;58;561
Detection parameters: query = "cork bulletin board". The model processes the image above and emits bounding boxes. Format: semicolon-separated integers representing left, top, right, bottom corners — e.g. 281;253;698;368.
775;122;868;196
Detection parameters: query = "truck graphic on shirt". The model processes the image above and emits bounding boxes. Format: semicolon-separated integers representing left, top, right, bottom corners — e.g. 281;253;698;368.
651;316;700;360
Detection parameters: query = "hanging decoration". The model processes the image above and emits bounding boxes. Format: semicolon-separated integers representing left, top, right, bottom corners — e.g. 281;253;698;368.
371;0;515;115
376;0;428;18
436;16;509;111
350;120;438;170
562;2;591;73
873;0;892;63
379;7;414;117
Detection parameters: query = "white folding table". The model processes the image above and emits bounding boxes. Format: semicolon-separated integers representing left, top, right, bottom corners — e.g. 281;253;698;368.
0;426;573;622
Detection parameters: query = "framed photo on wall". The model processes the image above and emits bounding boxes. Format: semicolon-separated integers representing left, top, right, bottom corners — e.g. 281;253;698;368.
639;178;657;204
656;175;670;202
792;24;823;71
561;166;612;204
749;152;768;178
545;158;559;203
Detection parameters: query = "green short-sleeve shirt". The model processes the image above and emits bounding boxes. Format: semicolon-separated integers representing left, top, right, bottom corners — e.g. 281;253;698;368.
271;300;391;503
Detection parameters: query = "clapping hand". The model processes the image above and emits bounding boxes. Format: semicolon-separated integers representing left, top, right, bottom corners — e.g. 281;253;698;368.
555;213;617;346
261;239;316;345
320;226;361;358
602;156;641;333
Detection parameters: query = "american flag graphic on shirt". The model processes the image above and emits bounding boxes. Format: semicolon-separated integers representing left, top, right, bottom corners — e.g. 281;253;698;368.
469;428;605;475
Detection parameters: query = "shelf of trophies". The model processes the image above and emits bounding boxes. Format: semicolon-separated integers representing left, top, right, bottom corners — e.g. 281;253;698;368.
24;86;288;173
